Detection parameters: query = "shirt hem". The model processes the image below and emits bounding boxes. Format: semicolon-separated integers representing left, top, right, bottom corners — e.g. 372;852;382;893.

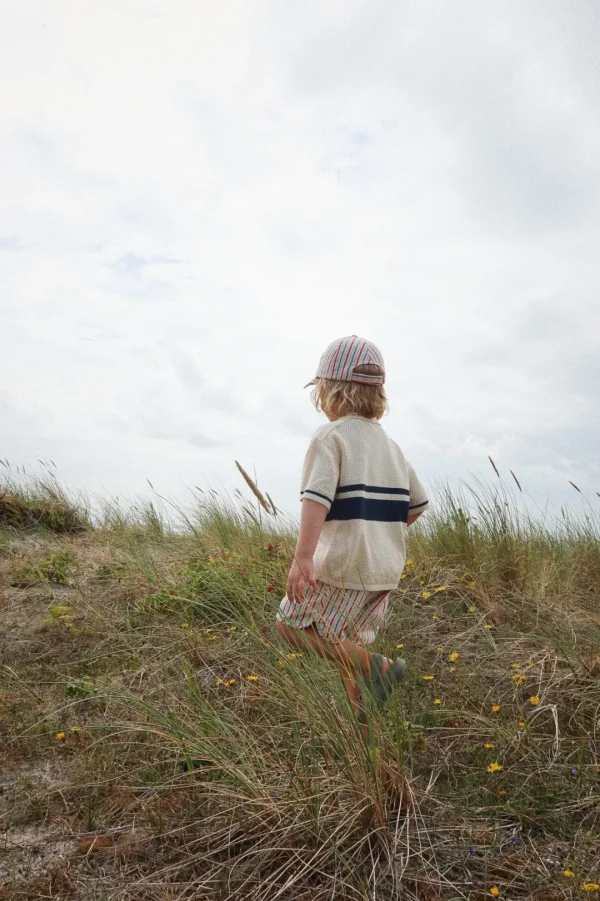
314;573;399;592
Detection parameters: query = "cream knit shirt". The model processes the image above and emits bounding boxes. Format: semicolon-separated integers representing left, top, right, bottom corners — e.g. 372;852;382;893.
300;415;429;590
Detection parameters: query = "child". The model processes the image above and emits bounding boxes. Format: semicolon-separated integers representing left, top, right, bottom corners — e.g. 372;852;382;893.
276;335;429;731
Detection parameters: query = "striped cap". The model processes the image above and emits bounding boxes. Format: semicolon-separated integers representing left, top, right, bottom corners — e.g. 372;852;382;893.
305;335;385;387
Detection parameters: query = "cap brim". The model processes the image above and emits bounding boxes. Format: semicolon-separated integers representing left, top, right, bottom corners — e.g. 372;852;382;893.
303;379;317;389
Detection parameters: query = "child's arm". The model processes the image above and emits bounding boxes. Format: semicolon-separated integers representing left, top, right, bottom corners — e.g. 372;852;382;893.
286;499;328;603
406;461;429;526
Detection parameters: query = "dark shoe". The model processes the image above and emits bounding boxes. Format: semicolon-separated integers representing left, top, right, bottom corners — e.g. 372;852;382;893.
363;653;406;707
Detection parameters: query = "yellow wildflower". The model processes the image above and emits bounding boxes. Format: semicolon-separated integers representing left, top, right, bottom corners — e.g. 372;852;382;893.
229;626;237;632
563;870;576;878
468;606;476;613
434;698;441;705
583;885;600;893
487;761;502;773
434;585;448;592
225;679;236;687
422;591;432;599
56;732;66;741
406;559;413;566
437;647;444;652
498;790;507;796
70;726;81;733
208;634;217;641
449;651;460;662
277;660;285;667
432;613;439;620
247;675;259;682
511;663;520;669
400;573;407;579
423;675;434;681
216;679;224;686
181;623;189;629
396;643;404;649
484;743;495;749
530;695;540;706
468;580;476;588
526;660;533;665
490;889;500;898
518;721;526;728
491;705;501;713
513;674;525;684
484;624;494;629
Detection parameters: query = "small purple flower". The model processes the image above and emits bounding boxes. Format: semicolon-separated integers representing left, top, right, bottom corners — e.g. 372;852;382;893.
468;847;474;856
511;835;517;843
274;792;281;799
572;769;579;777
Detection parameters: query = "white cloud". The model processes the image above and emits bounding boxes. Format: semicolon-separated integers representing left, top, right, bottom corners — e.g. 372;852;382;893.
0;0;598;517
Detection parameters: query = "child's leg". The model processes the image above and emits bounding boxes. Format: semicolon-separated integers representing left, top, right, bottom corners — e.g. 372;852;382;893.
340;671;371;738
276;619;392;677
277;621;385;738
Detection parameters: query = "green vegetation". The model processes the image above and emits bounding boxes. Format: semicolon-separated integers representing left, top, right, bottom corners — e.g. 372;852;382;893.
0;461;89;534
1;465;599;899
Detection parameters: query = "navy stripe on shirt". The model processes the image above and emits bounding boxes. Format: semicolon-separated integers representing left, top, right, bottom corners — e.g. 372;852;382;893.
336;484;410;497
326;496;409;523
409;500;429;511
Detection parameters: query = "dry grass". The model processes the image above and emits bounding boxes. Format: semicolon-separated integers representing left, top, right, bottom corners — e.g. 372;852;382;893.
1;469;599;900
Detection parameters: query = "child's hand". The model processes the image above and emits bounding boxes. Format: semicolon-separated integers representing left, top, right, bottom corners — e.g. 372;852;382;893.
286;557;318;604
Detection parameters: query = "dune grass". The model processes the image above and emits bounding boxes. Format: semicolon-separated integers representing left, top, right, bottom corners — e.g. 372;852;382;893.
1;467;599;899
0;461;90;535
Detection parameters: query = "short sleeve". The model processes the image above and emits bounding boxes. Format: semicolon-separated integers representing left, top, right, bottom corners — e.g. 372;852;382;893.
407;461;429;513
300;436;340;511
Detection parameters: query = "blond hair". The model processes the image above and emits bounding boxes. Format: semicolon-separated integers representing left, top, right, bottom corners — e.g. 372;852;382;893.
311;364;388;421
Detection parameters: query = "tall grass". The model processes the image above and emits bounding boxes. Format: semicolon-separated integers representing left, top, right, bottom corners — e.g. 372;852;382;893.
0;460;90;533
2;465;600;899
412;476;600;608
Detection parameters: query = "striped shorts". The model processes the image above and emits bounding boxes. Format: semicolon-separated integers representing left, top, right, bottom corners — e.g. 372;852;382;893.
276;580;391;645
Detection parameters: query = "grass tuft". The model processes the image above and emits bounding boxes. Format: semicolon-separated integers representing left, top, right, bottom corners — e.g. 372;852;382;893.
0;464;89;534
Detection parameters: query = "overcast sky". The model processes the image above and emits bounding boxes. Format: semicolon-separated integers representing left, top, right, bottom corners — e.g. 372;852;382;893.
1;0;598;518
